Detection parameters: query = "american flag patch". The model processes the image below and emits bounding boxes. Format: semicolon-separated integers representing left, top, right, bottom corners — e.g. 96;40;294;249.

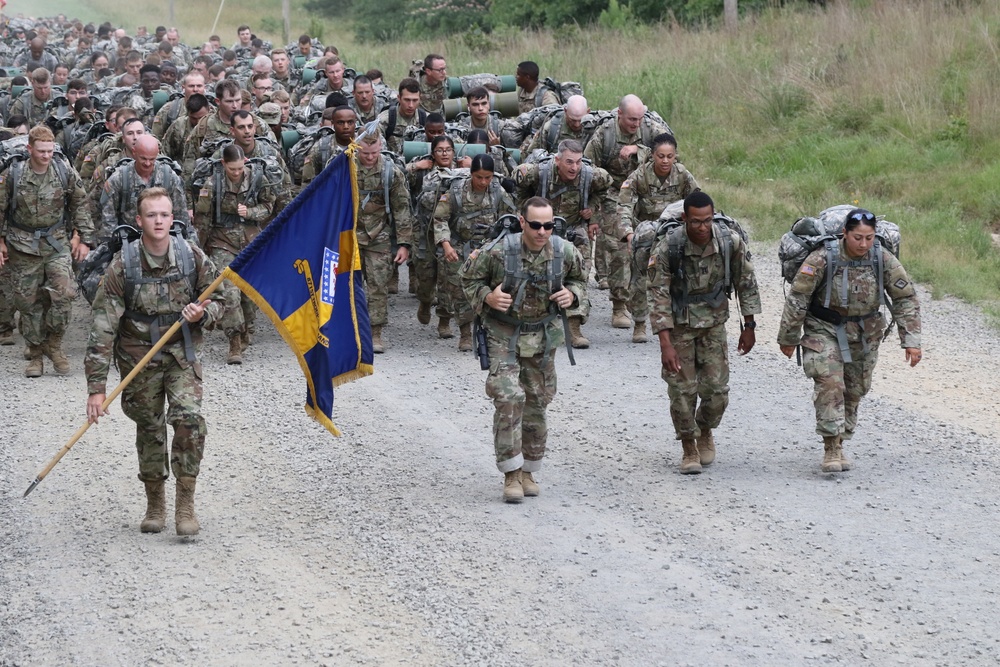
800;265;816;276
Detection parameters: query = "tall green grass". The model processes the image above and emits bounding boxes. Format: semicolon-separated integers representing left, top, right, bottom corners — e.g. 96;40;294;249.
32;0;1000;304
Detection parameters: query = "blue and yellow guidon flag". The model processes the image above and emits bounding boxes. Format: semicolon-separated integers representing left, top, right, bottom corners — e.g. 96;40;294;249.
224;147;373;436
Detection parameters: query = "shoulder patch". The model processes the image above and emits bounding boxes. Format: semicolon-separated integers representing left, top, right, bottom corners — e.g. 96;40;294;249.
894;278;908;290
800;264;816;276
648;255;657;268
438;193;448;202
83;155;92;162
469;249;480;260
621;179;631;189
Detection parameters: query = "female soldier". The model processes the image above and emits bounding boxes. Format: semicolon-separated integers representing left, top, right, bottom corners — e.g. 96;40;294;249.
777;209;922;472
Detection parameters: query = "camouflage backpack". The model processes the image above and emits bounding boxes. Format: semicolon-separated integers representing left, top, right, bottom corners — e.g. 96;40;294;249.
500;104;562;151
536;78;583;106
286;126;330;185
591;109;674;167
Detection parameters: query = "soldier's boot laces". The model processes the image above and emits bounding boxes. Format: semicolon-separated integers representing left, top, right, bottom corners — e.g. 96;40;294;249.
697;429;716;466
24;346;43;378
521;471;540;497
44;333;70;375
611;300;632;329
632;320;648;344
503;470;524;504
568;316;590;349
226;335;243;365
597;278;610;290
680;438;702;475
175;477;200;536
822;436;843;473
371;325;385;354
0;330;14;346
836;440;852;471
458;323;473;352
417;301;432;325
140;480;166;533
437;317;454;339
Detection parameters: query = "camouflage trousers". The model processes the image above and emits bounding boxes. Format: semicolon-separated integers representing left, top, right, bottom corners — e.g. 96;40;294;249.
360;246;393;327
8;246;76;346
0;260;15;333
626;257;650;323
801;331;879;439
438;254;475;326
566;225;592;323
210;247;257;338
661;323;730;440
412;230;447;318
118;350;206;481
592;236;608;282
597;194;630;302
485;337;557;473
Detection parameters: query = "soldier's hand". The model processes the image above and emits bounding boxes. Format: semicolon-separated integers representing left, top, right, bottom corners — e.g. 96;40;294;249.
86;394;108;424
0;239;7;267
587;222;599;241
442;242;459;263
619;145;639;161
237;204;249;217
549;287;574;310
660;344;681;374
905;348;922;367
182;299;211;323
394;246;410;264
580;207;593;221
485;284;512;312
625;232;634;252
71;239;90;263
487;130;501;146
413;159;433;170
737;327;756;355
456;156;472;168
779;345;796;358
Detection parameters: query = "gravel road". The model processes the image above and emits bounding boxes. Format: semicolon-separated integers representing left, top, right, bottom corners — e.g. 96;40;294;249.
1;239;998;666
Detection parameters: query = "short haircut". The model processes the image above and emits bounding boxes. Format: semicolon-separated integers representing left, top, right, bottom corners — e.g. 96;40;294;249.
398;77;420;95
521;196;551;219
517;61;540;81
222;143;245;163
120;117;144;132
652;132;677;151
216;78;242;99
67;78;87;91
138;187;171;214
298;34;311;44
125;50;143;64
8;114;29;129
229;109;253;126
557;139;584;155
238;24;251;33
470;153;494;174
324;55;342;69
115;107;138;124
270;89;290;103
425;112;445;126
683;191;714;214
423;53;444;70
31;68;50;84
270;47;287;57
73;97;94;115
365;68;383;81
353;75;372;88
28;125;55;144
359;130;381;146
186;93;209;114
466;86;489;102
326;91;349;108
139;64;160;76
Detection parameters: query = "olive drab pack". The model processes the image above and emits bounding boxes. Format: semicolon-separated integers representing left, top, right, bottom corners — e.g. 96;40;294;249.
76;224;140;304
384;103;428;142
533;154;594;215
500;104;562;150
536;78;583;107
0;146;73;253
287;126;330;185
191;156;281;228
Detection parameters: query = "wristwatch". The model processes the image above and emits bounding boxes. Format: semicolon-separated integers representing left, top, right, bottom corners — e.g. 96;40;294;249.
743;320;757;330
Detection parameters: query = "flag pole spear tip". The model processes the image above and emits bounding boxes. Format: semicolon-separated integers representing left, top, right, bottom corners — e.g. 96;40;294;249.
23;478;41;498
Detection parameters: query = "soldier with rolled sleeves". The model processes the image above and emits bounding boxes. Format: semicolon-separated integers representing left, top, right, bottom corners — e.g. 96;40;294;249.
460;197;587;503
85;187;224;536
418;53;448;115
0;125;95;377
619;132;700;344
515;61;560;114
648;192;760;475
777;208;921;473
514;139;620;349
353;131;414;353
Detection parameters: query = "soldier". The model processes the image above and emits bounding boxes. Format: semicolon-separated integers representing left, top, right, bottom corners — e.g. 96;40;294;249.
301;106;355;186
418;53;448;115
433;153;517;350
777;208;922;472
647;192;760;474
353;132;413;353
85;187;224;536
13;37;59;72
0;125;95;377
584;94;669;330
456;86;505;145
183;79;273;177
350;75;386;125
515;61;559;114
377;78;424;155
249;73;273;108
0;259;16;346
524;95;590;155
211;109;292;215
269;48;295;90
618;133;700;344
10;68;53;128
100;135;190;241
515;139;620;349
151;71;205;139
193;144;276;365
459;197;587;502
162;93;211;163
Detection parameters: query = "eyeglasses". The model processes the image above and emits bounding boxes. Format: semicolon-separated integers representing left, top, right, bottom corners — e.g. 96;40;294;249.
432;148;454;154
428;66;447;73
687;219;714;227
254;85;273;91
848;211;876;223
526;220;555;231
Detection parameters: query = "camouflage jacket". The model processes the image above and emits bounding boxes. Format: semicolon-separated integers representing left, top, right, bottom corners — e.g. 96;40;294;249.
210;138;293;212
85;237;224;394
301;135;348;185
99;161;190;240
524;114;587;154
0;160;95;255
647;224;761;331
193;164;276;255
151;96;186;139
618;161;700;234
376;107;422;155
418;76;446;115
353;155;414;251
182;111;275;175
432;177;516;250
162;114;198;162
9;92;51;127
516;85;559;115
460;233;587;357
515;162;620;235
583;120;661;188
776;239;921;349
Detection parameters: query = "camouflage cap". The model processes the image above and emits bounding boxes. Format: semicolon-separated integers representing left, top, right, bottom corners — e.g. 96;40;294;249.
257;102;281;124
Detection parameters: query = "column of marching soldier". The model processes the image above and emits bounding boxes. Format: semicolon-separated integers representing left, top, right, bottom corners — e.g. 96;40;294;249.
0;17;922;524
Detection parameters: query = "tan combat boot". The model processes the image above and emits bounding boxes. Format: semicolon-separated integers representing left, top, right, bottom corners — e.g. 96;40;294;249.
24;345;43;378
175;477;200;536
567;316;590;349
437;316;454;339
836;439;853;471
371;325;384;353
597;278;609;290
417;301;431;325
387;270;399;295
680;438;702;474
458;323;473;352
503;470;523;503
611;300;631;329
140;480;166;533
43;332;70;375
22;345;32;360
226;335;243;365
822;436;842;473
240;330;252;349
697;429;716;466
0;330;14;346
632;320;648;344
521;471;540;497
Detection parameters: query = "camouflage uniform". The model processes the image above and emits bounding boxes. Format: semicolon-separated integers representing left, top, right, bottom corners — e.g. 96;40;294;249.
151;96;186;139
193;163;276;338
776;240;921;439
514;161;622;322
209;138;293;216
432;176;516;326
516;85;560;114
408;164;460;316
85;238;224;481
354;153;414;327
9;92;52;128
162;114;197;163
456;112;506;140
647;224;761;440
584;119;665;304
460;233;587;471
99;159;191;241
0;157;94;347
418;76;446;115
376;106;423;155
618;161;699;323
182;111;274;177
524;112;588;155
0;261;15;337
300;133;347;186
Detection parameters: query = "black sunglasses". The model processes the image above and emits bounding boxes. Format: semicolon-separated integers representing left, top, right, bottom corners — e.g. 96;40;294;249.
848;211;876;223
526;220;556;231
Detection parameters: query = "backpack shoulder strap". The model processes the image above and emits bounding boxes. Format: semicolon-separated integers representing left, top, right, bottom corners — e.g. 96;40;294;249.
122;238;142;309
538;159;551;199
545;114;562;153
579;164;592;211
381;157;393;216
386;104;397;139
502;232;521;294
602;120;615;167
